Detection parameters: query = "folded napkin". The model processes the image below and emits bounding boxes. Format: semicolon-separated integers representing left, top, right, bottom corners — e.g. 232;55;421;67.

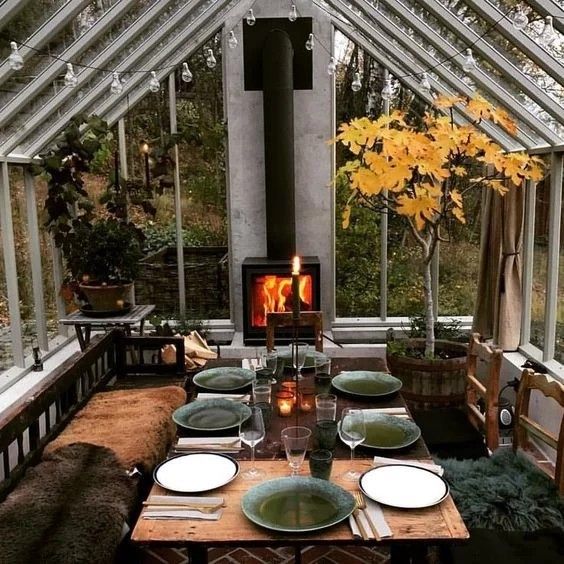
349;496;393;540
372;455;444;476
195;392;251;402
362;407;409;418
142;495;224;521
175;437;241;450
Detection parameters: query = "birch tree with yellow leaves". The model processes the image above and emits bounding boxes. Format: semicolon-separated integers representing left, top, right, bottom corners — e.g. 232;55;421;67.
334;95;544;357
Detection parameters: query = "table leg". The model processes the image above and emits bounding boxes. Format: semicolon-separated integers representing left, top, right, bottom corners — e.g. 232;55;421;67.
189;544;208;563
390;544;411;564
294;546;302;564
74;326;87;351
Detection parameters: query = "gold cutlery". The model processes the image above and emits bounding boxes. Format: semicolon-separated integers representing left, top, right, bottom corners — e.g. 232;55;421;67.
353;492;369;540
354;492;379;540
143;501;225;513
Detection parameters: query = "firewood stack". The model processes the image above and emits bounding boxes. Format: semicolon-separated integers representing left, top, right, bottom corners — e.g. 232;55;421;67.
161;331;217;371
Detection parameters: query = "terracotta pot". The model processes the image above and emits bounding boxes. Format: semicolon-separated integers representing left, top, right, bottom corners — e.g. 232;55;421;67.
386;339;467;411
79;281;133;312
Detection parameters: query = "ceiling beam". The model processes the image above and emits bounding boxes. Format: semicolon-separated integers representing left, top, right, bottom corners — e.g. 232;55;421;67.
0;0;178;152
350;0;560;145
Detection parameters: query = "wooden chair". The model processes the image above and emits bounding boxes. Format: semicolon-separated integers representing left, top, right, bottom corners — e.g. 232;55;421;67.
266;311;323;352
442;370;564;564
413;333;502;459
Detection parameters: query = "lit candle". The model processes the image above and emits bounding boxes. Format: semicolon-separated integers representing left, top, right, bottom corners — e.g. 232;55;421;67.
276;391;294;417
281;381;298;405
291;255;301;321
299;388;315;413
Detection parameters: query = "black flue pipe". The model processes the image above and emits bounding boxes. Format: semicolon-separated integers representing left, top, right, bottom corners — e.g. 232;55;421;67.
262;29;295;260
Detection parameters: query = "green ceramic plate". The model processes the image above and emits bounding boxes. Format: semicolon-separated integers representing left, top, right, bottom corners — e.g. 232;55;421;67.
331;371;402;397
193;367;255;391
241;476;355;533
279;349;328;369
360;412;421;450
172;399;251;431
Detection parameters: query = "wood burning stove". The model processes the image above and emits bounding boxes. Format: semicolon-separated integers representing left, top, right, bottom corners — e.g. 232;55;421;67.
242;257;320;345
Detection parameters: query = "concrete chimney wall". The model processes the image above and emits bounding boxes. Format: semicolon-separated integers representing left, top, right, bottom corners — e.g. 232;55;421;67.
223;0;334;332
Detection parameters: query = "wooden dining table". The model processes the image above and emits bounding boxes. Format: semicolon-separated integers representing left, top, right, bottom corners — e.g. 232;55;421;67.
131;356;469;563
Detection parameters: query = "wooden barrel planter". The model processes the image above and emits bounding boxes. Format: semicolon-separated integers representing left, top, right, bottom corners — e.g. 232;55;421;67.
386;339;468;411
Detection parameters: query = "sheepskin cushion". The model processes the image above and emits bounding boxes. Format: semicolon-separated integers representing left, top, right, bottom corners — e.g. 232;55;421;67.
45;385;186;473
0;443;136;564
440;448;564;531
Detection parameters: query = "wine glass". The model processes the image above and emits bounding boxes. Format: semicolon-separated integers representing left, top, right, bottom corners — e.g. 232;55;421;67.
290;341;309;380
338;408;366;481
239;406;266;480
281;426;311;476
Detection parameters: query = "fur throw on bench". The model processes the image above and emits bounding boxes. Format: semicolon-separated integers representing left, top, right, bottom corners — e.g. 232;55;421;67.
0;443;136;564
45;385;186;473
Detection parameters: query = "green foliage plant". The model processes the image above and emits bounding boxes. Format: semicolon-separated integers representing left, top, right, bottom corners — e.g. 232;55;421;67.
334;94;544;357
36;114;144;284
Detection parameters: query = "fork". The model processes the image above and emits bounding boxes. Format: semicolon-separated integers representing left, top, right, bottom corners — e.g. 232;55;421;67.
143;502;225;514
353;493;369;540
354;492;379;540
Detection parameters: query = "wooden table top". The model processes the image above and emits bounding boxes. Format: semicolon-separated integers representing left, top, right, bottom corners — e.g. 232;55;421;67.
132;356;468;548
59;304;155;325
132;459;468;546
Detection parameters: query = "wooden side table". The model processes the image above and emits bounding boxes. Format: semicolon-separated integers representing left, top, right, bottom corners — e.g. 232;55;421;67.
59;304;156;350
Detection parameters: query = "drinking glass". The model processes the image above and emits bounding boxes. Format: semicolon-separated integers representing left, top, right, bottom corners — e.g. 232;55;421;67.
309;449;333;480
290;342;309;379
252;377;272;404
260;348;280;383
314;419;338;450
281;426;311;477
239;406;266;480
315;393;337;421
338;408;366;481
314;357;332;394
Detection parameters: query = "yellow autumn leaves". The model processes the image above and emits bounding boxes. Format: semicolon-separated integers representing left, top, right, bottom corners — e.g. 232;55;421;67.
334;95;544;232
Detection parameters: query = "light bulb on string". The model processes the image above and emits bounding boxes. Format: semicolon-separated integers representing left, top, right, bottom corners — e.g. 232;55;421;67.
110;72;123;95
541;16;557;48
327;57;337;75
512;8;528;31
351;72;362;92
381;77;393;101
419;72;431;93
246;9;256;26
148;71;160;92
289;4;298;22
8;42;24;71
227;30;238;49
181;62;193;83
206;49;217;69
64;63;78;88
462;48;477;73
305;33;314;51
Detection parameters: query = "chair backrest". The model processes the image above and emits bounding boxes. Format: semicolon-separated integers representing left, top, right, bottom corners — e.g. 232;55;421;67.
513;369;564;495
266;311;323;352
465;332;503;452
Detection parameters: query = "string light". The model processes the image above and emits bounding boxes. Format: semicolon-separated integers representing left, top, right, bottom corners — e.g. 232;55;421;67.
227;30;238;49
381;77;393;101
181;62;193;83
148;71;160;92
305;33;314;51
8;42;23;70
512;8;529;31
289;4;298;22
64;63;78;88
462;48;477;72
541;16;557;48
110;72;123;94
419;72;431;93
327;56;337;75
351;72;362;92
205;48;217;69
246;9;256;26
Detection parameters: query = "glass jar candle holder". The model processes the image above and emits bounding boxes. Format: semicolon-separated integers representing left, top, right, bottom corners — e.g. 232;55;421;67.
281;381;298;405
276;391;294;417
299;387;315;413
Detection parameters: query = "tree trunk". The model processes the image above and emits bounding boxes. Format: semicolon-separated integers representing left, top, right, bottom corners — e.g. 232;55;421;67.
422;256;435;357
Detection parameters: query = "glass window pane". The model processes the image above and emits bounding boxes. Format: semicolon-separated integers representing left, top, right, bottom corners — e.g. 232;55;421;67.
556;179;564;364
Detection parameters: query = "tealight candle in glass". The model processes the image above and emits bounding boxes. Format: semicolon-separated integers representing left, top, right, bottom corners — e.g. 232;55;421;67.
299;387;315;413
276;391;294;417
281;381;298;405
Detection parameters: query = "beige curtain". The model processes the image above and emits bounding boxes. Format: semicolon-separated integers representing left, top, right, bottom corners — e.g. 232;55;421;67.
473;183;524;350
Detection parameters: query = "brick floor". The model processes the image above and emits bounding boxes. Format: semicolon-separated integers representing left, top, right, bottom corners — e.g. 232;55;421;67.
139;545;390;563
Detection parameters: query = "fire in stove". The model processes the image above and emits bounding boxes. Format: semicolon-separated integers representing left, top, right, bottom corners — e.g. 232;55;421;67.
251;273;313;327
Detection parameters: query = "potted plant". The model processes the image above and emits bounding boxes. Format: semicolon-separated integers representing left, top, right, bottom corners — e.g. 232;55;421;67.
334;95;543;407
37;114;145;312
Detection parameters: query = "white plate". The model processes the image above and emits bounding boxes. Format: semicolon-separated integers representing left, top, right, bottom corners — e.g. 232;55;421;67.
359;464;449;509
154;453;239;493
